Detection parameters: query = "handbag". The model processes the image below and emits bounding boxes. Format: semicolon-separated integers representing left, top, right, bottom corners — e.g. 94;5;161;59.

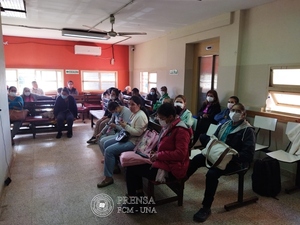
115;129;130;142
9;109;29;122
120;151;152;167
201;135;238;170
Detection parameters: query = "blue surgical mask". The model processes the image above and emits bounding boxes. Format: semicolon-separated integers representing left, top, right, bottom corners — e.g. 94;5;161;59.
150;91;155;95
61;95;68;99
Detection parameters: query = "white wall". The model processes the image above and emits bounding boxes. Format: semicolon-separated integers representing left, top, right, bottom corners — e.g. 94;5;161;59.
0;16;13;194
131;0;300;173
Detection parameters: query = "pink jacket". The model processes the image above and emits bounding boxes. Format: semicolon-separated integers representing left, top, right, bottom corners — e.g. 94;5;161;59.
152;117;193;179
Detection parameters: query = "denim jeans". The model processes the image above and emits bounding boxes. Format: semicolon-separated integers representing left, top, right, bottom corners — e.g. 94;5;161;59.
101;136;135;177
98;133;118;154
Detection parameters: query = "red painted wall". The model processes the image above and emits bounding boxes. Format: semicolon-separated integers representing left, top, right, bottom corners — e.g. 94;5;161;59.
3;36;129;92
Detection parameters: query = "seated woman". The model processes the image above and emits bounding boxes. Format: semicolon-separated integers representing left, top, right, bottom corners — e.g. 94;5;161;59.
97;96;148;188
8;86;24;145
123;103;192;212
146;87;159;105
174;94;194;128
214;96;239;125
199;95;240;147
87;88;123;144
186;103;255;222
192;90;221;146
54;88;78;139
21;87;53;102
95;102;131;144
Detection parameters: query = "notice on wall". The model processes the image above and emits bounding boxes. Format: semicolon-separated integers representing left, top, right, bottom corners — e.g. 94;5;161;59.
65;69;79;74
169;69;178;75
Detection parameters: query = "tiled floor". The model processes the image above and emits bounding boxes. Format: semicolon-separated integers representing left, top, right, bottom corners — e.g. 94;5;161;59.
1;120;300;225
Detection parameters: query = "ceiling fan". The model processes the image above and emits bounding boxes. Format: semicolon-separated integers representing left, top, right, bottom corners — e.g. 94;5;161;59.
97;14;147;37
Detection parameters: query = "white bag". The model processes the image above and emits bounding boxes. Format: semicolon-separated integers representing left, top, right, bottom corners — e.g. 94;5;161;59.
201;135;238;170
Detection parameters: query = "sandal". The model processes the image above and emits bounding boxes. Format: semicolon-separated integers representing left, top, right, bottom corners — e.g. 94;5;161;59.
97;178;114;188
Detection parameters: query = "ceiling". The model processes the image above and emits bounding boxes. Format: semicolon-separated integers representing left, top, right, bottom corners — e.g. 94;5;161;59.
1;0;276;46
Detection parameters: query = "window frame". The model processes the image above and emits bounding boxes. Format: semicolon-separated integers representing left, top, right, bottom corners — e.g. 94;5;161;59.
81;70;117;92
140;72;157;94
268;65;300;115
5;68;64;94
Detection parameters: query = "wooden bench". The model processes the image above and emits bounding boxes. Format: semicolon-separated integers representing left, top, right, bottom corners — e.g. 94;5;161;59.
74;95;88;123
17;100;68;138
146;120;187;206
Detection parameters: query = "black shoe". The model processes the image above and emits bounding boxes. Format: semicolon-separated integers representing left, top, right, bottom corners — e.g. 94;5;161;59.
56;132;62;139
193;208;211;223
87;136;96;144
113;165;121;174
67;131;73;138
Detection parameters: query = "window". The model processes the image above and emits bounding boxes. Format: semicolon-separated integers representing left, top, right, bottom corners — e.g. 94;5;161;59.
82;71;117;92
6;69;63;94
140;72;157;93
268;66;300;114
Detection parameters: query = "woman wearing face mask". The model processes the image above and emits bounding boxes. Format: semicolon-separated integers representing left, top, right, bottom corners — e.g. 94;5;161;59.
8;86;24;145
21;87;53;102
123;103;192;212
87;88;123;144
192;90;221;147
214;96;239;125
185;103;255;223
54;87;78;139
174;94;194;128
146;88;159;105
97;96;148;188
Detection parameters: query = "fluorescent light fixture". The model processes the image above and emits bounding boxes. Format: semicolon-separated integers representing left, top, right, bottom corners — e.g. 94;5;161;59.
62;28;110;40
0;0;27;18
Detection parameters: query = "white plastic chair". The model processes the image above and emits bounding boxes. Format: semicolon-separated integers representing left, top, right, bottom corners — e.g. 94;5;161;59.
253;116;277;151
267;122;300;193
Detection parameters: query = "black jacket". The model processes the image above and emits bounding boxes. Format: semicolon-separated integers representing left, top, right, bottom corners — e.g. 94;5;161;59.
54;95;78;118
215;120;256;164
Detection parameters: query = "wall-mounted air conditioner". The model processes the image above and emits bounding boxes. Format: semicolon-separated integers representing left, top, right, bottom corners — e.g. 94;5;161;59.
74;45;101;56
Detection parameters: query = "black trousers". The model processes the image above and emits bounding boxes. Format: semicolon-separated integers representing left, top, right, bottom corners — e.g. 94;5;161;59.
56;111;74;133
186;154;242;209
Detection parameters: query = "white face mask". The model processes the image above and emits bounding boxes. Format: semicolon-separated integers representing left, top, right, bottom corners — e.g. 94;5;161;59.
9;92;16;97
110;96;116;100
227;102;234;109
158;118;168;127
206;96;214;102
161;91;165;95
24;92;31;96
229;112;242;122
174;102;184;109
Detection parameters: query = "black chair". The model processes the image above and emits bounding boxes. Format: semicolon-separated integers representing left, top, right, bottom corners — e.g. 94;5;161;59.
224;165;258;211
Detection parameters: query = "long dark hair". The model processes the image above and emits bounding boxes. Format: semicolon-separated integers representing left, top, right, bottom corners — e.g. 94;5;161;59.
205;90;219;105
130;96;149;120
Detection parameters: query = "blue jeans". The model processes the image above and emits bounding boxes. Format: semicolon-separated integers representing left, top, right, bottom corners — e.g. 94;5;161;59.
98;133;118;154
102;136;135;177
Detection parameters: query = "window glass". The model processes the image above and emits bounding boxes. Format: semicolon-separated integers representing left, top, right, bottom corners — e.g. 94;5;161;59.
82;71;116;91
268;67;300;115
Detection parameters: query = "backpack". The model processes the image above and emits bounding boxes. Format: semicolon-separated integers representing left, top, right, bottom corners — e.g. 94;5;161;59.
251;156;281;197
133;129;159;154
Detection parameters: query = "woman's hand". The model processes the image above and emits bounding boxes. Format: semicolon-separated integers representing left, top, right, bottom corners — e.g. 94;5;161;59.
119;120;127;128
202;113;209;118
150;152;158;162
109;123;116;128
